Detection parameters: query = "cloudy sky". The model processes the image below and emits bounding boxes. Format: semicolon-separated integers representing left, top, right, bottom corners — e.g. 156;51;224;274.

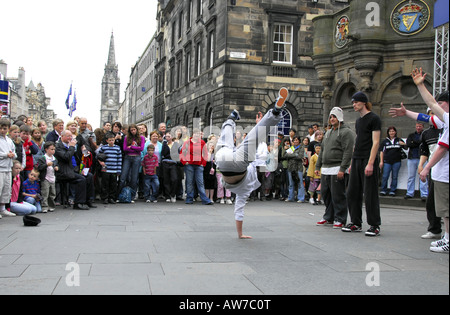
2;0;157;129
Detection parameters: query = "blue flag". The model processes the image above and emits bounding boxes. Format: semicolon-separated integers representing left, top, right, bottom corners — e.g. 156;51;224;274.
69;91;77;117
72;91;77;111
65;84;72;109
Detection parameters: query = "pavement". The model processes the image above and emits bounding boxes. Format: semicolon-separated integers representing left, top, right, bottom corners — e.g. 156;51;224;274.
0;199;448;296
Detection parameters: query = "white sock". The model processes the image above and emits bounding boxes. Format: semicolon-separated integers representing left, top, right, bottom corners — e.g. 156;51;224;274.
444;232;449;241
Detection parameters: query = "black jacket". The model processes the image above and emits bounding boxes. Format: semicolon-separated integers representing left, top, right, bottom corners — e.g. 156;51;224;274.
37;155;59;182
54;140;77;181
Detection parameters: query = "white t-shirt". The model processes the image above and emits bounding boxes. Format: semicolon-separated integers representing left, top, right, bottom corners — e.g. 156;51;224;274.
431;113;449;183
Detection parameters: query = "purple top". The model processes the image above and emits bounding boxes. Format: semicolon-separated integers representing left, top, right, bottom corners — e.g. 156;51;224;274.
123;136;146;155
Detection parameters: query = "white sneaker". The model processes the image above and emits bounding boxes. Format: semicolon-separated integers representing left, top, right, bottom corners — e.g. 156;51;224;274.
421;231;442;239
431;237;449;248
309;198;315;205
49;208;55;212
171;197;176;203
226;199;233;205
166;199;172;203
430;240;449;254
220;199;225;204
0;210;16;217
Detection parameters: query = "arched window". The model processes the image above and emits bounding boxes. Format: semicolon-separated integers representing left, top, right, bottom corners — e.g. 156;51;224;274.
277;108;292;136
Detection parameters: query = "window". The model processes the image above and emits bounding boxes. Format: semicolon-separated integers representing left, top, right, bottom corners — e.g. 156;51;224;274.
197;0;203;19
186;50;191;83
277;109;292;136
195;42;202;76
187;0;193;29
273;24;293;64
178;12;183;39
208;31;215;69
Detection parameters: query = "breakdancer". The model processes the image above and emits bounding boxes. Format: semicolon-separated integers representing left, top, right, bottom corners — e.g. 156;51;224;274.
215;88;289;239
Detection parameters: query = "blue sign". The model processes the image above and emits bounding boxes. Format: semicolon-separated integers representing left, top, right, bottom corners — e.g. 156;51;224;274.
434;0;449;28
0;80;9;102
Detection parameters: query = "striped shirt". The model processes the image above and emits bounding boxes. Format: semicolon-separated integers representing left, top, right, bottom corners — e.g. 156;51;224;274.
99;144;122;174
142;154;159;176
23;179;40;195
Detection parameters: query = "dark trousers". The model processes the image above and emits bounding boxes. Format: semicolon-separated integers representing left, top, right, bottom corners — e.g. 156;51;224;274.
426;179;442;234
162;161;178;198
101;172;118;200
70;172;94;204
347;158;381;227
321;174;349;224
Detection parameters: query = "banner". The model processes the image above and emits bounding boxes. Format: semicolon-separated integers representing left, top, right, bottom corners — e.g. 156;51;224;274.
0;80;9;102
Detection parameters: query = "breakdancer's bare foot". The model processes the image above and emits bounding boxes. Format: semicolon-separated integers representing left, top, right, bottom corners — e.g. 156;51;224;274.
239;235;253;239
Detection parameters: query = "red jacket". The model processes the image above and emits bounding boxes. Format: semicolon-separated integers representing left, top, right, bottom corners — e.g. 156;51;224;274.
180;138;208;167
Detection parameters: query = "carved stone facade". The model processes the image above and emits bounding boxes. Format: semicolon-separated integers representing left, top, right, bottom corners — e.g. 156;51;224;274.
153;0;349;136
312;0;436;136
26;81;56;127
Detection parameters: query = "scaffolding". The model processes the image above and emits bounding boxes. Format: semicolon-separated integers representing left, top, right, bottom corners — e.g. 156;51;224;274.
434;23;449;96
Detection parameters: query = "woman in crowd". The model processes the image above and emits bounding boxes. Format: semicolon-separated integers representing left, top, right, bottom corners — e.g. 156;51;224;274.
379;126;406;196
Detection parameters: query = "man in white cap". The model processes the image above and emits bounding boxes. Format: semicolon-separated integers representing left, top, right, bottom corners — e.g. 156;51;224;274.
315;107;355;229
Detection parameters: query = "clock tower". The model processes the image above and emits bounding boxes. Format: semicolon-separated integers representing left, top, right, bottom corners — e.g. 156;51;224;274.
100;32;120;127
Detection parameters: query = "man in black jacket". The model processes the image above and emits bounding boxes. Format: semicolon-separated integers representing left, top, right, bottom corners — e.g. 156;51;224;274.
55;130;96;210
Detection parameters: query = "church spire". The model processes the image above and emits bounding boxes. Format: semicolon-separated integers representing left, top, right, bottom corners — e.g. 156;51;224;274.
107;32;116;67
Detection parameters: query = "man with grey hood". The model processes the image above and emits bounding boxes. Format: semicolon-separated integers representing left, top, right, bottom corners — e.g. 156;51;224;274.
315;107;355;229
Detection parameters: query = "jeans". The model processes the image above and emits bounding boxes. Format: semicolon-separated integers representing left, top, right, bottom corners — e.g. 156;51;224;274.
10;201;37;215
381;161;401;194
24;197;42;213
288;170;305;202
407;158;428;197
184;164;212;204
119;155;141;192
143;174;160;202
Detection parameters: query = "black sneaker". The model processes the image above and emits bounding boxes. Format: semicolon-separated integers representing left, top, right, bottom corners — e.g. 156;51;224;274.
365;226;380;237
342;223;362;233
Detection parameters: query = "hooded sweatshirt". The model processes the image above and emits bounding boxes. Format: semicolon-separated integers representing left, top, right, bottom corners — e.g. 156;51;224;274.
316;123;355;174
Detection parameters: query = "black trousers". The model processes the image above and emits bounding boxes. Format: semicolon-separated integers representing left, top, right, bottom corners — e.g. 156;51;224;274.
162;161;178;198
347;157;381;227
69;172;94;204
321;173;349;224
101;172;118;200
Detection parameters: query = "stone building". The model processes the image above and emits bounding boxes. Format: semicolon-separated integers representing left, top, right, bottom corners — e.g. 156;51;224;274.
312;0;436;137
100;32;121;127
125;34;158;130
0;61;27;120
154;0;349;137
26;81;55;127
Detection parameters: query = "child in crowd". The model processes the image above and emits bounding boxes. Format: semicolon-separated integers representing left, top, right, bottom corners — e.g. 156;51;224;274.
0;118;17;218
98;133;122;204
10;160;37;216
308;144;322;205
37;141;59;212
22;169;42;213
8;125;25;168
204;141;217;201
142;144;160;203
20;125;39;177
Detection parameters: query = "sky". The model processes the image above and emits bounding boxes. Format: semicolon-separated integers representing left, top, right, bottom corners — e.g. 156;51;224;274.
1;0;158;129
